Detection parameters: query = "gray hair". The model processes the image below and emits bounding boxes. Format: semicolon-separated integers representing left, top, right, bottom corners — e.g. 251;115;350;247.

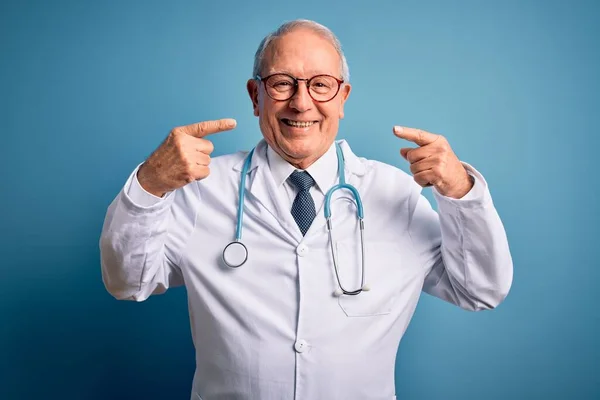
252;19;350;82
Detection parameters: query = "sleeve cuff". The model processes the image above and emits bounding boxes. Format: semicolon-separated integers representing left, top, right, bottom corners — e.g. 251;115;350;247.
125;164;173;207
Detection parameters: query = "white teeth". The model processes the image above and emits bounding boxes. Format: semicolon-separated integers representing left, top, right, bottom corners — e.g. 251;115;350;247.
284;120;315;128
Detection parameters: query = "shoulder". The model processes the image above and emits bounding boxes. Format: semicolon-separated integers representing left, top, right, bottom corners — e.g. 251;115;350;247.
364;158;420;202
340;139;415;188
340;140;423;214
335;142;427;234
367;158;412;181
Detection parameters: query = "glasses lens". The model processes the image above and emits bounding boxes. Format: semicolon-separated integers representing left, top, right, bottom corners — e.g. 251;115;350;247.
263;74;341;102
265;74;296;100
309;75;339;101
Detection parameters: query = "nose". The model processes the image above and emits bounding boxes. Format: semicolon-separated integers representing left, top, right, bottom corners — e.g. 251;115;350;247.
288;81;313;112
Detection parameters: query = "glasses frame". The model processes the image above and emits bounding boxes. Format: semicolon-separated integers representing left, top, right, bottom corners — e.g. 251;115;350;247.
255;73;344;103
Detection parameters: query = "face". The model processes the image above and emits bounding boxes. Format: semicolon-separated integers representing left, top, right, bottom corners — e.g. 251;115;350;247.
247;28;351;169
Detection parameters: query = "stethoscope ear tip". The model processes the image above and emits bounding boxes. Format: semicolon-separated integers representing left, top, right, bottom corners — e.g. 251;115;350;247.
362;283;371;292
333;289;343;297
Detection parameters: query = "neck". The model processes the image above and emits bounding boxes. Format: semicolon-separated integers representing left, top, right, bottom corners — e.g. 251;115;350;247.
277;142;335;170
288;155;321;170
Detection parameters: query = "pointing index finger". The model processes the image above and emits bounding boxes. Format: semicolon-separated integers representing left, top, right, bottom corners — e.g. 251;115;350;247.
393;126;438;146
183;118;237;138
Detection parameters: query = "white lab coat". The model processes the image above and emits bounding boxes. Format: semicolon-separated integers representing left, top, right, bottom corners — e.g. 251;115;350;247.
100;139;513;400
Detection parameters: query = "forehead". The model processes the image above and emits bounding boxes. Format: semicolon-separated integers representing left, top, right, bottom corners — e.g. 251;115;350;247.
262;28;341;77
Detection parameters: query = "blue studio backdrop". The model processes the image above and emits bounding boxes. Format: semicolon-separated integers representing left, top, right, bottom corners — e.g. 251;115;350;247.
1;0;599;399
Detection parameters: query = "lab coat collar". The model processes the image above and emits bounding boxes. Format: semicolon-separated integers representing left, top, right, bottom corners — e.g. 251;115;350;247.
231;138;367;243
336;139;367;177
231;140;264;174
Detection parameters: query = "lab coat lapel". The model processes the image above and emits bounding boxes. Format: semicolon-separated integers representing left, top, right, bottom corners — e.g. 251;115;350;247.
235;140;303;243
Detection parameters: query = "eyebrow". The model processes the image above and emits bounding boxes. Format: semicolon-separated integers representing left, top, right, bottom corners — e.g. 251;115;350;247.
266;70;334;77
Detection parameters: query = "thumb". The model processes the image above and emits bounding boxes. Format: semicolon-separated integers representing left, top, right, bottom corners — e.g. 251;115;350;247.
400;147;413;161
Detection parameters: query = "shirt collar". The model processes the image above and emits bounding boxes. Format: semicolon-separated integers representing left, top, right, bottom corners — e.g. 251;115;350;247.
232;139;367;178
267;142;338;194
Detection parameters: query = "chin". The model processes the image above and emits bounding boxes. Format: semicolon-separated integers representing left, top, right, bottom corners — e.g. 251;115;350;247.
281;139;321;160
283;148;313;162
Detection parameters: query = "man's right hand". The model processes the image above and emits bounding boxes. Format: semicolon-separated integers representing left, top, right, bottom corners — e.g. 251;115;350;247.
137;118;237;197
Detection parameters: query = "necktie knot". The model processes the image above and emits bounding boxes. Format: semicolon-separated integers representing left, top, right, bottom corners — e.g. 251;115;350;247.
288;171;315;192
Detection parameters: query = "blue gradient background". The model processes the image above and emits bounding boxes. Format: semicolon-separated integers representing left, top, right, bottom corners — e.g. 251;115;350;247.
1;0;598;399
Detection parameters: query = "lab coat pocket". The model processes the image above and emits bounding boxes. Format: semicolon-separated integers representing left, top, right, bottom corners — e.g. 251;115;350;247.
335;240;401;317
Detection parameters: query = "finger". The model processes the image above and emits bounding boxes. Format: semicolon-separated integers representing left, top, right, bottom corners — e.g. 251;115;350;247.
194;152;211;166
400;147;414;160
182;118;237;138
413;170;437;187
402;145;435;164
194;165;210;181
185;165;210;182
393;126;439;147
409;158;438;175
195;138;215;154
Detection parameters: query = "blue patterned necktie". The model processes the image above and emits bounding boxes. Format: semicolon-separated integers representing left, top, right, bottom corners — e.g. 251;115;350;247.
288;170;316;236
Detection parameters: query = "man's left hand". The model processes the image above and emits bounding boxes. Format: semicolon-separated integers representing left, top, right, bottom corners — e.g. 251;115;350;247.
393;125;473;199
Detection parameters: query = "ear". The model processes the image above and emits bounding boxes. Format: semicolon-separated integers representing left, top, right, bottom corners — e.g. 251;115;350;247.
247;79;260;117
337;83;352;119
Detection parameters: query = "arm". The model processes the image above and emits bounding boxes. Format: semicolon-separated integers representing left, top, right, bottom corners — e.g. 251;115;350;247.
99;167;198;301
99;118;236;301
408;165;513;311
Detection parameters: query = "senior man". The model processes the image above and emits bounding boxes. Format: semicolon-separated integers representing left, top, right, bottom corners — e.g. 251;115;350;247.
100;19;513;400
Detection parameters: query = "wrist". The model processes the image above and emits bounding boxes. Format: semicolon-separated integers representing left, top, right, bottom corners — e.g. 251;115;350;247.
446;173;474;199
137;164;167;198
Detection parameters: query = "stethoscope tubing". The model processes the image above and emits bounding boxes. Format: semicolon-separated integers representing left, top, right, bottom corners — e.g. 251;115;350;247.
223;142;369;295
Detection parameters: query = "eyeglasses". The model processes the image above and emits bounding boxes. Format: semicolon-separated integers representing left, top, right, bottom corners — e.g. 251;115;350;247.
256;73;344;103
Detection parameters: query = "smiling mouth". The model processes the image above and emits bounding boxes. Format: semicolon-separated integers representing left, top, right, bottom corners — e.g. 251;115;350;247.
281;119;317;128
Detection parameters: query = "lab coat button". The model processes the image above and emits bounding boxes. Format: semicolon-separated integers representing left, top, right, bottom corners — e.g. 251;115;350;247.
294;339;308;353
296;244;309;256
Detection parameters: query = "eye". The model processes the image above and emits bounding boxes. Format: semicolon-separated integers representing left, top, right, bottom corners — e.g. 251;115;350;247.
272;80;293;88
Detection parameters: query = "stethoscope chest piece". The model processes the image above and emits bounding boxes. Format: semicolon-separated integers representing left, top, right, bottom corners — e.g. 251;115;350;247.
223;241;248;268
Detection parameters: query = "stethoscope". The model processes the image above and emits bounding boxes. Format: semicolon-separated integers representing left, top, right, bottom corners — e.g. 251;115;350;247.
222;142;370;296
